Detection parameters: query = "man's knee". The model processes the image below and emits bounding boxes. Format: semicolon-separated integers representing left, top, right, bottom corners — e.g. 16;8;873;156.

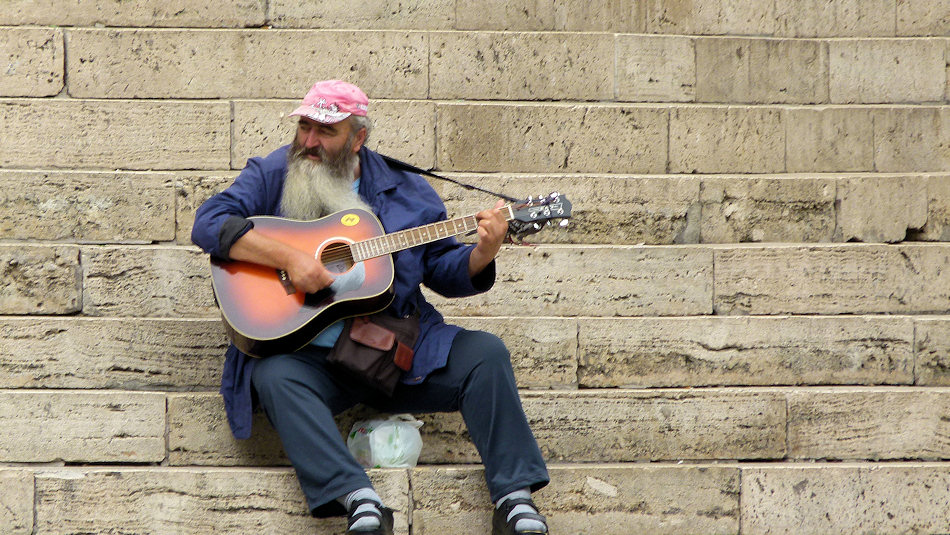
456;330;514;374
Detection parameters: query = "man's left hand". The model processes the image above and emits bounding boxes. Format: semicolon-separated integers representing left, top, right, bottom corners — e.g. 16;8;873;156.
469;199;508;277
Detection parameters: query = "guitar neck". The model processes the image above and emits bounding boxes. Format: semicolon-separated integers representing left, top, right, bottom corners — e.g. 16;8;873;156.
350;205;513;262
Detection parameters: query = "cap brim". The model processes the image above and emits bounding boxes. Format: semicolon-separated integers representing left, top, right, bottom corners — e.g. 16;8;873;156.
288;105;352;124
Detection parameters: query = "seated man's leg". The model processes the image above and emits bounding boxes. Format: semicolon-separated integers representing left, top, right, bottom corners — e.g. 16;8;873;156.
251;347;371;518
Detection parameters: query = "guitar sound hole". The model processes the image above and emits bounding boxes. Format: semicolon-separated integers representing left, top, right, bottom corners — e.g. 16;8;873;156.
320;242;355;274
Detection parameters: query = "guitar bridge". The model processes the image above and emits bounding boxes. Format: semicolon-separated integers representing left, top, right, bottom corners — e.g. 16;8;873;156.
276;269;296;295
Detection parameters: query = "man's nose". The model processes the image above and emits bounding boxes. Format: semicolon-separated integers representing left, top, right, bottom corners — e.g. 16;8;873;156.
303;130;321;148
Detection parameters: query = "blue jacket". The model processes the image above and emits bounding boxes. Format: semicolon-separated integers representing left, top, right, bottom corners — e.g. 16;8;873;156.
192;145;495;439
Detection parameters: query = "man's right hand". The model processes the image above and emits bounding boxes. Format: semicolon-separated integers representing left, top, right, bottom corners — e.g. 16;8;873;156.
283;248;335;294
228;229;335;294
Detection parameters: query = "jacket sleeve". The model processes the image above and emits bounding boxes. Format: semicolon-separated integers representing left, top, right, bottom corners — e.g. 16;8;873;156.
191;156;277;260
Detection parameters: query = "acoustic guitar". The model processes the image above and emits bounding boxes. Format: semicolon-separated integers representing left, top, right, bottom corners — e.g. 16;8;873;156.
209;193;572;357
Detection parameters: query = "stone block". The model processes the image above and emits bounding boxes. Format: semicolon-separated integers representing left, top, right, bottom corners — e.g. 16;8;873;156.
695;38;829;104
176;173;239;244
68;29;427;99
714;244;950;315
830;39;946;103
0;470;32;535
644;0;777;35
0;0;266;27
438;174;700;245
0;391;165;462
430;32;613;100
0;245;80;314
456;0;644;31
0;99;230;170
699;176;836;243
232;99;436;170
0;28;63;97
897;0;950;36
913;317;950;385
426;245;713;317
913;174;950;241
615;35;696;102
669;107;785;173
785;107;875;172
774;0;896;37
788;388;950;460
742;463;950;534
447;317;578;389
35;468;410;534
0;170;175;242
578;316;914;388
873;107;950;172
436;103;668;173
271;0;454;29
411;464;740;534
81;246;217;317
835;174;928;242
0;318;225;389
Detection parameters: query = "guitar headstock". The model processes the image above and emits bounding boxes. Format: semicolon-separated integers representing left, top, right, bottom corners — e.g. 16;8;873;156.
507;192;573;241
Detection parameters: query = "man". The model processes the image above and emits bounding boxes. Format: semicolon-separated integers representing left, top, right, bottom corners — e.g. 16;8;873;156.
192;80;550;535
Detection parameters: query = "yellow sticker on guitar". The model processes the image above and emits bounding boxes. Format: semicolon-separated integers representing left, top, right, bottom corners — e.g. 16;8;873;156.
341;214;360;226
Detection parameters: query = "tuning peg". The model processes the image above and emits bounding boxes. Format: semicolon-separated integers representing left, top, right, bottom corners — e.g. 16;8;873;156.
533;222;542;230
559;220;569;228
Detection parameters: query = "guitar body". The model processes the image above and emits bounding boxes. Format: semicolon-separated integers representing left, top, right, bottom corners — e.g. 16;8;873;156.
210;209;395;358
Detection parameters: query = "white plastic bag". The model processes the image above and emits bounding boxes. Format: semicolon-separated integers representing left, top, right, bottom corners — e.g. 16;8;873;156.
346;414;424;468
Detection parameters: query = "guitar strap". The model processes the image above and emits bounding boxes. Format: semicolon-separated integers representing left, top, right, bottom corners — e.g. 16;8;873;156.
379;154;523;203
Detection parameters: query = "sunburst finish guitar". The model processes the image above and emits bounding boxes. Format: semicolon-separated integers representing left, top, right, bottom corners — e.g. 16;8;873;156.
210;193;572;357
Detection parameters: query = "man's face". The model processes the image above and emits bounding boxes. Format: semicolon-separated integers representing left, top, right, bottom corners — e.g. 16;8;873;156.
294;116;360;164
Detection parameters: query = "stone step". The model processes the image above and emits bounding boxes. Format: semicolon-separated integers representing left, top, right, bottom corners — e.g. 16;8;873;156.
3;98;950;173
4;169;950;245
3;387;950;465
3;462;950;534
4;315;950;390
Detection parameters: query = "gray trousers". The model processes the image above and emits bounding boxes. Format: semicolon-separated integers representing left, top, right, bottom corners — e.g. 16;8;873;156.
251;329;550;517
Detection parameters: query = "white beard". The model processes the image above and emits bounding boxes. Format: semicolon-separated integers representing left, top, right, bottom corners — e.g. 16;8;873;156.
280;151;370;220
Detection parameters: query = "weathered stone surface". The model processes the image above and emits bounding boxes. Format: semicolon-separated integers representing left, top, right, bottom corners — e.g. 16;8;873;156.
436;103;668;173
430;32;613;101
578;316;914;388
0;391;165;462
669;107;785;173
271;0;454;29
830;39;946;103
448;317;578;389
897;0;950;36
176;173;239;244
788;388;950;460
742;463;950;534
774;0;896;37
714;244;950;315
695;38;828;103
785;107;875;172
232;99;436;170
699;176;836;243
913;174;950;241
0;245;81;314
0;470;32;535
426;246;713;317
644;0;777;35
0;0;266;27
873;107;950;172
835;174;928;242
0;170;175;242
437;174;700;245
616;35;695;102
35;468;410;535
0;99;230;170
68;29;428;99
916;317;950;385
0;28;63;97
412;464;740;534
0;318;225;389
456;0;644;31
81;246;217;317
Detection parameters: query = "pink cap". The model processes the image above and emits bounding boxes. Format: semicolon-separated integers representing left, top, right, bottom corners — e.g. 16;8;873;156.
288;80;369;124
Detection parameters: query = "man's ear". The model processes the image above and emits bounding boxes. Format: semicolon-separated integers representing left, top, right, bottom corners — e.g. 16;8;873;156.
351;125;367;153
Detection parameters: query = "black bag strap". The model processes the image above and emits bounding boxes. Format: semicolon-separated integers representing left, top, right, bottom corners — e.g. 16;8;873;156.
380;154;522;203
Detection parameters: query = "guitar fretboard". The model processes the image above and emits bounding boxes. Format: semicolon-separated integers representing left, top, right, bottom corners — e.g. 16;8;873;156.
350;209;511;262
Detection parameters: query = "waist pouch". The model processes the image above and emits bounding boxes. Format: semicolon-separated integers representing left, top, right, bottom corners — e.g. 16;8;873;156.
327;311;420;397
